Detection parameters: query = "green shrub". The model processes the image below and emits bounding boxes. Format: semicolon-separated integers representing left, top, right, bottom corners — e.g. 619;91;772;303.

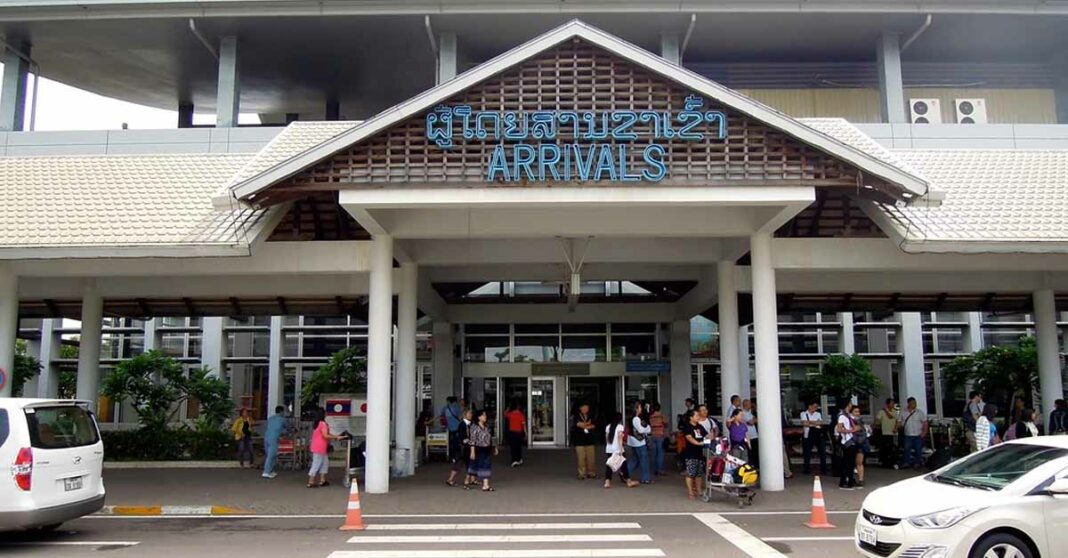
102;428;235;461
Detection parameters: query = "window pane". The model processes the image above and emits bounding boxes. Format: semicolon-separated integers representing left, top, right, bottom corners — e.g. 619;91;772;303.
515;324;558;334
611;334;657;361
27;405;99;449
514;335;558;363
466;324;509;335
624;375;659;407
561;335;607;362
562;323;606;334
612;323;657;334
464;336;510;362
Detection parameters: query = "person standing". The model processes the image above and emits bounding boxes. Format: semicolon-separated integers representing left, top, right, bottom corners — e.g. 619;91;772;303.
573;403;597;480
875;398;898;468
726;394;741;423
648;403;668;476
446;408;473;487
800;401;827;476
1015;409;1039;439
231;408;256;469
742;399;759;470
896;397;928;471
467;409;497;492
604;412;638;489
727;408;750;460
441;396;463;462
307;407;342;488
975;404;998;452
836;405;859;490
680;409;708;500
627;402;653;484
697;404;719;438
676;397;696;431
261;405;285;479
852;406;871;489
1049;399;1067;435
504;401;527;467
962;392;985;453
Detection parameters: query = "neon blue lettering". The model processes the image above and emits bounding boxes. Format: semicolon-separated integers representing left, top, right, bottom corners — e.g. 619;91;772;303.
641;144;666;182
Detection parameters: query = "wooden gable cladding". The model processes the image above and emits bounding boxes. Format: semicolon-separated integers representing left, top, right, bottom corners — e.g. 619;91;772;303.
258;38;888;204
776;190;886;238
266;192;369;241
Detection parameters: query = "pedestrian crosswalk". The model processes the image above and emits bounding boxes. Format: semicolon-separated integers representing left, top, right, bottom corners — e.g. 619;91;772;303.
328;521;665;558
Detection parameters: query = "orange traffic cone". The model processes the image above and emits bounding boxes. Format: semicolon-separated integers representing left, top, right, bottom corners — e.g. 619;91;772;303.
339;478;366;531
803;476;836;529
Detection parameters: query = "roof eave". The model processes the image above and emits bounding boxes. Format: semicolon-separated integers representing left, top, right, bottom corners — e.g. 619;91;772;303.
0;243;254;260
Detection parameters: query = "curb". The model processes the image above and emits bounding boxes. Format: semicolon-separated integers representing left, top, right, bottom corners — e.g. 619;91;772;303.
104;461;245;469
97;505;252;516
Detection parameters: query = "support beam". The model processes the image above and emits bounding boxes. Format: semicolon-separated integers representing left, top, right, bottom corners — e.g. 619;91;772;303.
325;99;340;121
963;311;983;354
36;318;60;398
0;266;17;397
1033;289;1064;420
750;231;784;491
738;325;751;402
897;312;928;414
178;103;194;128
838;312;856;355
717;261;740;421
669;320;691;421
436;32;457;84
394;262;418;477
266;316;284;414
876;32;907;124
432;321;455;409
76;281;103;412
216;36;240;128
1054;52;1068;125
0;40;30;132
200;317;225;376
366;235;394;493
659;33;680;65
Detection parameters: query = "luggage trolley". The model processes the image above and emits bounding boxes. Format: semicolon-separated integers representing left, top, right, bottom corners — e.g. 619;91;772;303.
341;434;365;489
703;437;757;508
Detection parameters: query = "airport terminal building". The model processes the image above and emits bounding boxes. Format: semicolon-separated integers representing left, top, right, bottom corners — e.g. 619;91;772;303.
1;3;1067;493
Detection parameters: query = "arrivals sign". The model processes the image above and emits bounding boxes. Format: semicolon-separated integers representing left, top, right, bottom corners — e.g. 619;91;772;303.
425;94;726;183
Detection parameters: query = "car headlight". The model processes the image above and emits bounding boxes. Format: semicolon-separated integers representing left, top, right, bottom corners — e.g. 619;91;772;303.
907;507;984;529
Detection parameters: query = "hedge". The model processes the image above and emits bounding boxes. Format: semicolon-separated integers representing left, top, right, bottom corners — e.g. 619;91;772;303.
102;428;235;461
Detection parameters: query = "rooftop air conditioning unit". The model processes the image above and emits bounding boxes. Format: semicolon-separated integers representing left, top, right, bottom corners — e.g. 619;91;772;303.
955;98;988;124
909;98;942;124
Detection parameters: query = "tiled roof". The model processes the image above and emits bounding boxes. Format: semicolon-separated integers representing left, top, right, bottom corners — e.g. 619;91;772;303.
0;153;272;255
874;149;1068;245
798;118;928;183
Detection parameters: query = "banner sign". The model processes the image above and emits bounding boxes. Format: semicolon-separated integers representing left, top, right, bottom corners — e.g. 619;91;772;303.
426;94;726;183
531;362;591;376
624;361;671;375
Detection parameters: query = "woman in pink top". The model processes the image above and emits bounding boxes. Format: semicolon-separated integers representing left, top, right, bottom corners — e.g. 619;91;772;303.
308;407;342;488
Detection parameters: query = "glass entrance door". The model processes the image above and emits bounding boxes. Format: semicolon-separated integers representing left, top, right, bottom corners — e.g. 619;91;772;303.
529;378;556;445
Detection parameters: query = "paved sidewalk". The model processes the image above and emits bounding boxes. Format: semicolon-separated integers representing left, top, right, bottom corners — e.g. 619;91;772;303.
101;449;916;515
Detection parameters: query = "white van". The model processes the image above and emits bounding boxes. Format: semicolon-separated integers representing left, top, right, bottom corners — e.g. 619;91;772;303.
0;399;106;531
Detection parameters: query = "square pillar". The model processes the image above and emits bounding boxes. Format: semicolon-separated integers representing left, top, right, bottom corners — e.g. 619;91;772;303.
876;32;907;124
432;321;455;408
200;317;225;376
838;312;856;355
0;266;17;397
216;36;240;128
1054;53;1068;124
36;318;60;398
738;325;751;401
717;261;741;420
436;33;457;85
76;281;104;412
0;41;30;132
750;231;785;491
1033;289;1064;419
394;263;418;477
366;235;395;493
963;312;983;354
669;320;691;421
177;103;194;129
896;312;928;414
659;33;681;65
266;316;284;415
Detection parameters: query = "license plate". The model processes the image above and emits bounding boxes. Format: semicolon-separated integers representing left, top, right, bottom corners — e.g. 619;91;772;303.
857;525;878;546
64;476;83;492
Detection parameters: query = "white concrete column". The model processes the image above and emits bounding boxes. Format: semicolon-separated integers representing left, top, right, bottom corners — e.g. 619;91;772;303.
838;312;856;355
394;263;418;477
659;33;681;65
0;266;17;398
76;281;104;412
366;235;394;493
200;317;225;376
669;320;691;421
750;231;785;491
36;318;59;398
23;322;42;398
0;41;30;132
738;325;751;400
717;261;740;420
876;32;907;124
436;33;457;84
216;36;240;128
1033;289;1064;419
963;312;984;354
897;312;928;414
432;321;455;408
143;318;160;352
266;316;284;414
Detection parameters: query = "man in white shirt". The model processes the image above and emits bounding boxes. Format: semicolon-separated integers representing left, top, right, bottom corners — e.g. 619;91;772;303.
897;397;928;470
800;401;827;475
697;404;719;439
725;394;741;424
627;405;653;484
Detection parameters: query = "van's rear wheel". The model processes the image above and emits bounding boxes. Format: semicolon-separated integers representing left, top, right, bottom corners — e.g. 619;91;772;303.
970;533;1034;558
37;523;62;532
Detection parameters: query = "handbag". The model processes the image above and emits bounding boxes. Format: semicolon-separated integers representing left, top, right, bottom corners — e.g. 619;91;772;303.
606;452;626;473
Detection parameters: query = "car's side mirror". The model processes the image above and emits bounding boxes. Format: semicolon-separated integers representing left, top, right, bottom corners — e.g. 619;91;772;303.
1046;478;1068;495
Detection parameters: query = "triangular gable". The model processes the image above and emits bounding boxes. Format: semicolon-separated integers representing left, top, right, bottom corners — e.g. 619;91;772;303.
221;20;930;210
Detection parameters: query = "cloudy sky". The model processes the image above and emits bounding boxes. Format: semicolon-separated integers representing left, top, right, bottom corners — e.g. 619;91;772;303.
2;64;259;130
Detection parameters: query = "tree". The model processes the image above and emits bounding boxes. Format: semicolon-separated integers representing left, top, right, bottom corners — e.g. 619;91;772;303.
100;350;231;432
942;336;1037;421
12;339;43;397
300;347;367;407
800;354;882;409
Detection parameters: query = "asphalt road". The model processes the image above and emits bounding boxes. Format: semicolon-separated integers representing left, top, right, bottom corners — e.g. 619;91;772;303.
0;512;862;558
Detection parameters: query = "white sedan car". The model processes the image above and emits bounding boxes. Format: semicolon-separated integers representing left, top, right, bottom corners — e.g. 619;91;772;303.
856;437;1068;558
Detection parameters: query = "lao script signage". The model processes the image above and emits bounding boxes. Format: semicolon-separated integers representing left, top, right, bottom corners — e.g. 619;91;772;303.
425;94;726;183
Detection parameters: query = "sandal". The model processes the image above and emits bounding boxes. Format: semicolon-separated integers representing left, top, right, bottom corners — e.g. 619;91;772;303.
446;480;457;487
318;481;330;487
306;484;318;489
